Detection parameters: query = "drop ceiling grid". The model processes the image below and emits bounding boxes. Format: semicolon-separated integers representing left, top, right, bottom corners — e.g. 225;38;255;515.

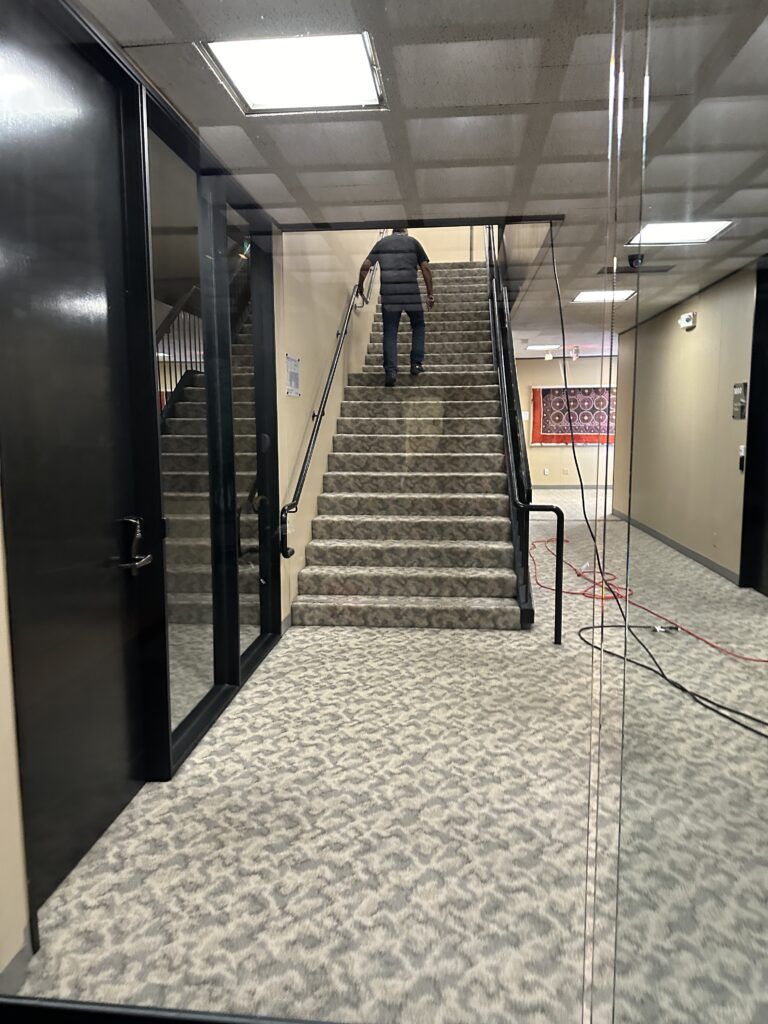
72;0;768;343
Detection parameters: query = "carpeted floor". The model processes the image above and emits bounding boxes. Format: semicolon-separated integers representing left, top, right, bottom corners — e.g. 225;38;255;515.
17;487;768;1023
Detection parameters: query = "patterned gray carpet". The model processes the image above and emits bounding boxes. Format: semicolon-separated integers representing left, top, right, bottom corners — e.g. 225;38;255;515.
17;488;768;1023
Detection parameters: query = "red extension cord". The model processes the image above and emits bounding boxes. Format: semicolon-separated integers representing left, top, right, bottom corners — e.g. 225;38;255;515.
529;537;768;665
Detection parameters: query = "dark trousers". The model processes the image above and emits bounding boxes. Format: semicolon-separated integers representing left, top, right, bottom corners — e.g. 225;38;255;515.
381;307;425;375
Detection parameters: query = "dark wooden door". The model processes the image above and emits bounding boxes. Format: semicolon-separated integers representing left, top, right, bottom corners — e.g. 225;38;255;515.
0;0;168;913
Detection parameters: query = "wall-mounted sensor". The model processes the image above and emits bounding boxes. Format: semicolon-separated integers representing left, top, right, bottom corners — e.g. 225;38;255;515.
677;311;697;331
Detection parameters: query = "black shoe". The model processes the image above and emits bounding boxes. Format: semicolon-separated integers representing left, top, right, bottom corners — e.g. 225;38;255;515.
385;372;397;388
410;363;425;376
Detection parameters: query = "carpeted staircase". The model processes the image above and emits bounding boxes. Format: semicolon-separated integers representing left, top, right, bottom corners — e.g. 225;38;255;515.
161;310;260;624
292;261;520;629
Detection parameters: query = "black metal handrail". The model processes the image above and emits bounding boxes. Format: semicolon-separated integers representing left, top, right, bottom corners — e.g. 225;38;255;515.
484;225;564;644
279;231;385;558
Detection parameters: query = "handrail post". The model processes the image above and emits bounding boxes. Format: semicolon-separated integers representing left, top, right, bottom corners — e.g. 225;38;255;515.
485;224;565;645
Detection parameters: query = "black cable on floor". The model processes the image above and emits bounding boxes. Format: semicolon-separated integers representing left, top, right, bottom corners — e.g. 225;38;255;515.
577;624;768;741
548;223;767;740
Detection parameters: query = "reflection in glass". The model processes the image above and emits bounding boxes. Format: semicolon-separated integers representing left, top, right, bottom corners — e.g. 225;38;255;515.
226;204;262;654
611;4;768;1021
148;130;215;728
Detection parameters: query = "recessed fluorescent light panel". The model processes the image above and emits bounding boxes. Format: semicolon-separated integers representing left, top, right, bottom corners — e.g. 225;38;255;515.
200;33;385;115
573;290;636;303
526;343;561;350
627;221;731;245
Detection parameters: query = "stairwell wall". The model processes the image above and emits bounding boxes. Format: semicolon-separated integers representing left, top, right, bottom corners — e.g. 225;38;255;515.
613;266;756;578
0;477;30;990
273;228;381;625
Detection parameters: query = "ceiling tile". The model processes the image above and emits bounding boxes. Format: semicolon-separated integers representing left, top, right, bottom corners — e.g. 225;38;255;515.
318;204;407;223
199;126;267;169
420;201;514;219
713;19;768;93
530;162;606;196
406;114;527;161
394;40;541;108
268;121;390;166
416;166;515;201
175;0;359;39
78;0;175;44
666;97;768;150
298;170;400;204
644;151;757;191
265;207;312;226
127;43;240;122
712;188;768;217
234;173;296;205
383;0;556;31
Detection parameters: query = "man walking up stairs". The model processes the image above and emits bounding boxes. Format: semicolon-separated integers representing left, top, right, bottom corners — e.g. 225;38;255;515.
292;260;520;630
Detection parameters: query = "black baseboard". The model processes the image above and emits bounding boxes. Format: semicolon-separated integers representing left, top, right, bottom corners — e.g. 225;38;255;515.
612;509;740;585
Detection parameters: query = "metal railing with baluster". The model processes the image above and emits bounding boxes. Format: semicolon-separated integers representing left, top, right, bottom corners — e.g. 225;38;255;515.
484;225;564;644
155;286;204;418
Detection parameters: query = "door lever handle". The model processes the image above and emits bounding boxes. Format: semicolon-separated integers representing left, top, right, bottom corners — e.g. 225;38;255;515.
119;516;153;576
118;552;153;574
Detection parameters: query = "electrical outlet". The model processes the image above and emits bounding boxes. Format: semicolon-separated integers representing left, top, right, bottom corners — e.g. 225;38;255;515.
543;467;550;477
562;466;570;476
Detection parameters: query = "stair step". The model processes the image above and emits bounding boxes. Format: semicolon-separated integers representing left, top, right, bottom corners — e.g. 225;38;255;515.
363;355;494;368
312;514;511;542
340;400;502;418
162;453;257;473
173;401;254;418
163;470;254;492
322;471;508;494
332;433;503;454
348;370;496;386
336;416;503;435
169;592;260;625
326;452;505;473
164;418;256;435
373;316;487;327
291;594;520;630
298;565;517;599
166;514;260;539
167;565;261;593
317;492;508;517
345;384;498;403
306;538;514;569
370;329;489;343
368;340;492;354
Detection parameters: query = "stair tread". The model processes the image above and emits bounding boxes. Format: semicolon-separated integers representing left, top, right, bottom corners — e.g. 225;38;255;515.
309;538;512;549
301;565;513;578
315;514;509;524
293;594;516;608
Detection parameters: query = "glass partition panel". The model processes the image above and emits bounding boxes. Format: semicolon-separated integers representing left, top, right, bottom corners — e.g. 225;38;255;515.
148;130;215;728
611;3;768;1022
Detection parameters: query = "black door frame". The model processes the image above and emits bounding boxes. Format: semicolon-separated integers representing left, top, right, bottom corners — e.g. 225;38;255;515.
145;95;281;773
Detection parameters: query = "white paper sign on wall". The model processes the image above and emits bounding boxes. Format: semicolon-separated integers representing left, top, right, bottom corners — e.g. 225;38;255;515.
286;354;301;397
522;410;530;422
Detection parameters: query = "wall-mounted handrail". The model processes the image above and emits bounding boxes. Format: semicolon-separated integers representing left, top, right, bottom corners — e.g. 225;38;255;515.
278;230;386;559
484;225;564;644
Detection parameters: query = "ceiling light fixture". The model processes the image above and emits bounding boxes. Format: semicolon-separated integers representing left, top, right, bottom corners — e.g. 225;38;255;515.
199;33;385;115
525;343;561;350
572;290;636;303
626;221;731;246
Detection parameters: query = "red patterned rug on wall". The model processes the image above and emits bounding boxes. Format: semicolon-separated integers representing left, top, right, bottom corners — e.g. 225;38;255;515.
530;386;616;445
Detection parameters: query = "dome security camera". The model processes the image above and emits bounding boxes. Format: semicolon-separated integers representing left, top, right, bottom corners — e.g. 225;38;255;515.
627;253;645;270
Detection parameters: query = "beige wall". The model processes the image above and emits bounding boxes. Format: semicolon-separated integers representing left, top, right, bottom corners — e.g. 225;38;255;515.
516;356;617;488
409;226;483;265
274;228;380;622
614;266;756;576
0;479;29;982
